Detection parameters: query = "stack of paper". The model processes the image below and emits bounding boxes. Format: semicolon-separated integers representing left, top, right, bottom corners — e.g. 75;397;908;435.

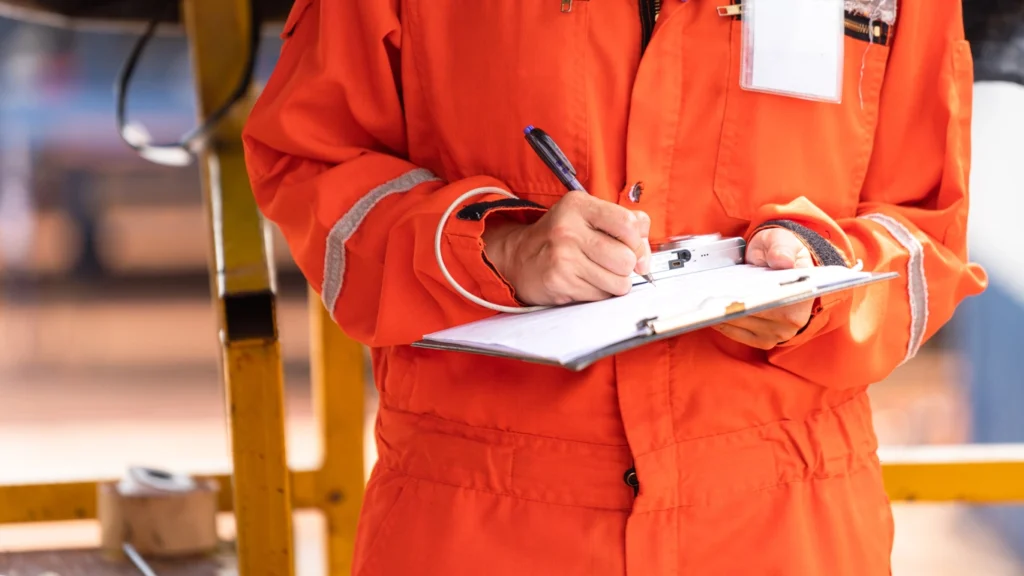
417;264;894;370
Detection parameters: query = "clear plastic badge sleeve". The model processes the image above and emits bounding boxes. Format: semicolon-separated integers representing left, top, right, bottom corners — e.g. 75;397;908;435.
740;0;846;103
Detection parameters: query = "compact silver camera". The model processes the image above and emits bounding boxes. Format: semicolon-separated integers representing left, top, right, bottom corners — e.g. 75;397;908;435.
629;233;746;286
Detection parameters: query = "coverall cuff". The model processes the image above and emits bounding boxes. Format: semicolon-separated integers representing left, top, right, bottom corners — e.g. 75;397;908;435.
776;288;848;349
747;219;850;268
745;215;852;349
442;179;548;308
744;198;858;264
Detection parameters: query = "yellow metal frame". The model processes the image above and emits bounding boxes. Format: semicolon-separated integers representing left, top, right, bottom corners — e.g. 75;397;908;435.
0;0;365;574
2;0;1024;574
0;299;364;573
7;444;1024;519
183;0;293;574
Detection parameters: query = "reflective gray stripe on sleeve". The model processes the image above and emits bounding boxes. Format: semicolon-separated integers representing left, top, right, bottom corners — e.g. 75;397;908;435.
321;168;440;315
859;213;928;363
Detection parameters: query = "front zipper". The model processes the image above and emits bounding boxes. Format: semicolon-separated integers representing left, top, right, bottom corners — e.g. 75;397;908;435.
640;0;661;54
718;1;892;46
842;16;890;45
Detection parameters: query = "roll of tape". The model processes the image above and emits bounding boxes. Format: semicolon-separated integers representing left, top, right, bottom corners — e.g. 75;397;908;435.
118;466;197;495
99;466;220;558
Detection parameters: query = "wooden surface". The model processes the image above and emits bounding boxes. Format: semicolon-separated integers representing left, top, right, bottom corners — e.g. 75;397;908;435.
0;546;236;575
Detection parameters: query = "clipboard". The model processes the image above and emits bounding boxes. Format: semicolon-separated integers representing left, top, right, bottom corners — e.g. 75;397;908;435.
413;265;898;372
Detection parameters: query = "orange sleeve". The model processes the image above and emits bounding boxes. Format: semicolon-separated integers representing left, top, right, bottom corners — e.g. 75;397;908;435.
241;0;546;347
743;1;987;388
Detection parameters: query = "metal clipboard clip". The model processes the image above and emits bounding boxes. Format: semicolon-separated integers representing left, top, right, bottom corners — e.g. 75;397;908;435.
639;275;817;335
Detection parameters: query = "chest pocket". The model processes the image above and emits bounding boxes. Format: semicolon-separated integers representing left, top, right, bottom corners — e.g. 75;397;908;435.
403;0;590;202
713;8;894;221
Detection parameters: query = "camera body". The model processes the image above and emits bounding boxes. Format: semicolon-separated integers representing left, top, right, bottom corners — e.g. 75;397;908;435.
629;233;746;286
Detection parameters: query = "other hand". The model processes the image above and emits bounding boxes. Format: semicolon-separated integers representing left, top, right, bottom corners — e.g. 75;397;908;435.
714;228;815;349
482;191;652;306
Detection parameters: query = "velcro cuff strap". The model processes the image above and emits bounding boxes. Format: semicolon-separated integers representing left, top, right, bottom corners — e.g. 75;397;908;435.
457;198;546;221
754;219;849;267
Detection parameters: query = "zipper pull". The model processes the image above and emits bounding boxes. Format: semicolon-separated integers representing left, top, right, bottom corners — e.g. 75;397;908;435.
561;0;572;12
717;4;741;16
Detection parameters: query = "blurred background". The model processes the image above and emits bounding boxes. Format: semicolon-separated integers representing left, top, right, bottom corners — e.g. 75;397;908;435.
1;3;1023;575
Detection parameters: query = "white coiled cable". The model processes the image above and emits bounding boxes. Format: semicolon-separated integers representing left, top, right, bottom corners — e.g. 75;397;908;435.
437;192;856;315
434;187;551;314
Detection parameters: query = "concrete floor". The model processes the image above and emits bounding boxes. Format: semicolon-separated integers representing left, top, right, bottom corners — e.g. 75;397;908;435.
0;295;1022;575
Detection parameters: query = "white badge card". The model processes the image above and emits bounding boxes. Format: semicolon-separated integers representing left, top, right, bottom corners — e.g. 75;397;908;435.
740;0;845;103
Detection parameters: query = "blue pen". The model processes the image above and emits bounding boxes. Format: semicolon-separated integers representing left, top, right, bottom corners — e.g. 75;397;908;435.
524;125;656;286
523;125;586;192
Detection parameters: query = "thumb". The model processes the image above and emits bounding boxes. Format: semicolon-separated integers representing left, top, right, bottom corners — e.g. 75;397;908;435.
634;237;652;276
746;228;807;269
745;230;771;267
631;210;653;274
765;231;808;270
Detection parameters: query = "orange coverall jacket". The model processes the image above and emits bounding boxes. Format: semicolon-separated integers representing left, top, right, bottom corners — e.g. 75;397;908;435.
243;0;987;573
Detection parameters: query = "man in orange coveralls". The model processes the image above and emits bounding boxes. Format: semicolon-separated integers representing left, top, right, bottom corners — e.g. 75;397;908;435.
242;0;987;572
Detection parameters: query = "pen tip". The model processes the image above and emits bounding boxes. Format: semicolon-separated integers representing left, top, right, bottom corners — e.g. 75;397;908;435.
644;274;657;287
524;125;535;134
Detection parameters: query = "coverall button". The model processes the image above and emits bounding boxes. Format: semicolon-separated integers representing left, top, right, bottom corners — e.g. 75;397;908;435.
624;467;639;496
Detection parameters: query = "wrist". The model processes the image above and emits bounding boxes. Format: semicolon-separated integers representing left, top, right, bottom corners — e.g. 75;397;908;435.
482;215;527;280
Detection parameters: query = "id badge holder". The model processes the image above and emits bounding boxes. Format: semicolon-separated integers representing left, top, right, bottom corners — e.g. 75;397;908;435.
740;0;846;103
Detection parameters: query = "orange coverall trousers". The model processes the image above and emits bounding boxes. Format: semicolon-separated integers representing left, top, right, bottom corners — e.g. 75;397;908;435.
243;0;987;573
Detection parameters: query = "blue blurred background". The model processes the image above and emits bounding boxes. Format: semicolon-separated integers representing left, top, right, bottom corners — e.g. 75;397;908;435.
0;17;285;283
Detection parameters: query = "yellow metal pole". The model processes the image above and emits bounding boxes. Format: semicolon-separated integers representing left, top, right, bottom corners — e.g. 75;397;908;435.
309;289;366;576
15;448;1024;527
0;471;320;525
880;444;1024;502
180;1;294;575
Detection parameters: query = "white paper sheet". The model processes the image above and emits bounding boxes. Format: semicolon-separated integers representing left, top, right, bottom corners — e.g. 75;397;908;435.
422;264;874;364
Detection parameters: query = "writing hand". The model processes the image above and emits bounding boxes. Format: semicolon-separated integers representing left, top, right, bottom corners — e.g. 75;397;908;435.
482;191;652;306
